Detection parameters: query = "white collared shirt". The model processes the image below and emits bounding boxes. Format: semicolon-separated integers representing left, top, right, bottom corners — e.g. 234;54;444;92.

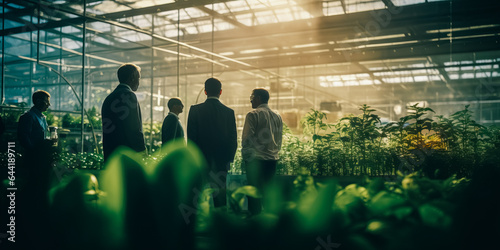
241;104;283;161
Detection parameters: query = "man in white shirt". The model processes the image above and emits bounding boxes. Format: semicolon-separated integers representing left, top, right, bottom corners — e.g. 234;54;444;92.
241;88;283;215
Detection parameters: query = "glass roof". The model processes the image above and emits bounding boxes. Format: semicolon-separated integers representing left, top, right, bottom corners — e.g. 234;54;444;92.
1;0;499;124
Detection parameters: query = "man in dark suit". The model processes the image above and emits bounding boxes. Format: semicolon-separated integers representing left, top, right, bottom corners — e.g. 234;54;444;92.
161;97;185;145
17;89;56;178
187;78;237;207
17;90;55;247
101;63;146;161
18;90;51;153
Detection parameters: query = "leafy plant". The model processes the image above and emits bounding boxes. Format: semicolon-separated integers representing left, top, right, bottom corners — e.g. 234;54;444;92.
404;103;435;150
339;105;383;175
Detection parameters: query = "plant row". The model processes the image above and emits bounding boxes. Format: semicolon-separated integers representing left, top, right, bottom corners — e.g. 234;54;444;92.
232;104;500;179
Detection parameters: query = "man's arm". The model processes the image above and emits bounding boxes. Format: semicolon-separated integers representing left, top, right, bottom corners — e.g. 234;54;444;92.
123;92;146;153
187;106;198;145
241;112;256;161
228;109;238;161
277;114;283;151
161;115;177;144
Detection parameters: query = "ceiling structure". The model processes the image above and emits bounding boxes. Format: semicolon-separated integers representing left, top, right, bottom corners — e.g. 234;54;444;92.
1;0;500;127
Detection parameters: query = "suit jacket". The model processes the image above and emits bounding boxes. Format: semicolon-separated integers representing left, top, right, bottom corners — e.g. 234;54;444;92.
161;113;184;144
17;107;47;152
101;84;146;161
187;98;237;172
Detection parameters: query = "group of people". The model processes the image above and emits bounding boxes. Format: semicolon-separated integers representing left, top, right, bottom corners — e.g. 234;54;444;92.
100;63;284;212
16;62;283;214
101;63;284;214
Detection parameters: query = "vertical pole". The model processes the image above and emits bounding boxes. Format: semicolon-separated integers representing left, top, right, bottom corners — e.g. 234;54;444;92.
1;0;5;105
30;15;34;105
36;3;40;65
211;1;214;77
59;26;62;110
150;15;155;152
177;7;180;96
276;51;280;110
81;0;87;153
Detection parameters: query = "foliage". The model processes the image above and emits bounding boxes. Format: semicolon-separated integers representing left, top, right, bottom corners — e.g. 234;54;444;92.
203;166;499;250
232;104;499;179
55;151;104;170
3;137;498;250
1;108;23;128
339;104;383;175
61;113;75;128
143;121;163;153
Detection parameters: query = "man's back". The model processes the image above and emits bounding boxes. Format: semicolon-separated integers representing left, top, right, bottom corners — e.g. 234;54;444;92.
242;104;283;161
161;113;184;144
187;98;237;171
101;85;146;160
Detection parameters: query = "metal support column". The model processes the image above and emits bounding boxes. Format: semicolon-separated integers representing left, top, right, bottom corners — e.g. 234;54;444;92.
81;0;87;153
176;6;180;96
1;1;5;105
150;15;155;152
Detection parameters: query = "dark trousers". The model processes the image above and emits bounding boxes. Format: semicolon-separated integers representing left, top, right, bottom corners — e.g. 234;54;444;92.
204;161;229;208
245;159;277;215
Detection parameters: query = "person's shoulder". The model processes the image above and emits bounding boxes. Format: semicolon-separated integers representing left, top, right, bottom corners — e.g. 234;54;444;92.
19;110;31;120
18;110;35;124
190;103;203;111
246;108;259;116
271;109;282;118
165;113;176;120
219;102;234;112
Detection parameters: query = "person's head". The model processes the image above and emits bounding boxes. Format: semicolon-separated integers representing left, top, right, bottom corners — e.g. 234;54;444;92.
167;97;184;115
117;63;141;91
250;88;269;108
204;78;222;97
32;90;51;112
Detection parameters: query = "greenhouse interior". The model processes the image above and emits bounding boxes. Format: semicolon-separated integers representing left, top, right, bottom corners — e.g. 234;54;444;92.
1;0;499;249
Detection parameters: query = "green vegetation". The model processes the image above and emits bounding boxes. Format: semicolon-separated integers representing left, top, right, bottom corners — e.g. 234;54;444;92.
34;145;499;250
232;104;499;179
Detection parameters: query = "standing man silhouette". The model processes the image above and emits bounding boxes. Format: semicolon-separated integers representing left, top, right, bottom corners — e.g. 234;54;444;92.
18;90;51;154
17;90;55;248
187;78;237;207
161;97;185;145
101;63;146;161
242;88;283;215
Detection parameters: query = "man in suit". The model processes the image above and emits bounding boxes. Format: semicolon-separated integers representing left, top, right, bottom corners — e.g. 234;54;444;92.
17;90;55;247
18;90;51;153
161;97;185;145
101;63;146;161
187;78;237;207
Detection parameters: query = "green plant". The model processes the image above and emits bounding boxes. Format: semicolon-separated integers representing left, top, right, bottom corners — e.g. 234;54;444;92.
61;113;76;128
339;105;383;175
404;103;435;149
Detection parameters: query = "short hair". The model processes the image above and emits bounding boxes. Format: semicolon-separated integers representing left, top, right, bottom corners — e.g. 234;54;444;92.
205;78;222;96
167;97;183;110
252;88;270;103
32;90;50;104
117;63;141;84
